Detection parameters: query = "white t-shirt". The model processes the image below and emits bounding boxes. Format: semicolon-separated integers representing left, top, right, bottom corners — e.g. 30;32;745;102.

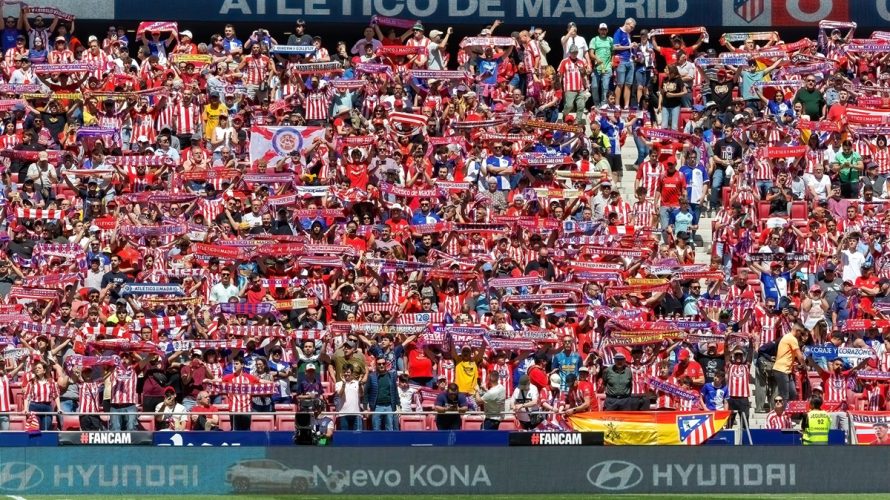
804;174;832;201
155;402;187;430
209;282;240;304
335;380;361;413
510;385;540;423
841;249;866;282
562;35;587;59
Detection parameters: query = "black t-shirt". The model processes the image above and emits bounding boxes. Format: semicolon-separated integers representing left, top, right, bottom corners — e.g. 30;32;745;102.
714;139;743;168
695;353;726;384
335;300;358;321
709;79;736;112
661;78;686;108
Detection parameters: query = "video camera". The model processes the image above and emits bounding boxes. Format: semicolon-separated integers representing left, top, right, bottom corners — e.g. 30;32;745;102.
293;398;328;446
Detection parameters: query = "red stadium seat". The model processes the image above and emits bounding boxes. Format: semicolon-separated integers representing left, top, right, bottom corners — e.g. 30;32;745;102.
498;418;518;431
62;415;81;431
790;201;807;221
9;414;25;431
460;415;485;430
137;415;156;432
218;414;232;431
757;200;771;220
274;404;294;412
250;414;275;431
399;415;427;431
722;187;731;208
276;414;296;432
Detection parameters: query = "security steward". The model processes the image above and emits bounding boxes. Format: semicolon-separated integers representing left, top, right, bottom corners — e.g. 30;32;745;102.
801;395;831;445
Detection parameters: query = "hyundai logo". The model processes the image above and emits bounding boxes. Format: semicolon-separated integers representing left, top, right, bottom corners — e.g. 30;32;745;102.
587;461;643;491
0;462;43;491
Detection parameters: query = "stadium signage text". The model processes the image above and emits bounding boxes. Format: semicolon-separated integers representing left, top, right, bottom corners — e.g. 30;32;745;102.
587;461;797;491
313;464;491;490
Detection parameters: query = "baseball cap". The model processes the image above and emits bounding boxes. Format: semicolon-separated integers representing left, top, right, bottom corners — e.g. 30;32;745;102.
598;23;608;29
549;373;562;389
678;350;691;361
305;363;317;371
137;135;149;143
825;263;837;272
191;349;203;356
429;30;443;39
179;30;193;39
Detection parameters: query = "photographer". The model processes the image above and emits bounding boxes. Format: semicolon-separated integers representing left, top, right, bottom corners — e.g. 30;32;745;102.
295;398;333;445
433;383;468;430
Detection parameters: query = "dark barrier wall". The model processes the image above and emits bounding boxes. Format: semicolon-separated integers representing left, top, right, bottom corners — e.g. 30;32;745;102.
113;0;889;28
1;446;889;495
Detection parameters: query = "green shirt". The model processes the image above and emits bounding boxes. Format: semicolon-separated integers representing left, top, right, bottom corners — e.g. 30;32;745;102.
602;365;632;397
376;372;393;406
589;36;613;74
793;88;826;120
836;150;862;183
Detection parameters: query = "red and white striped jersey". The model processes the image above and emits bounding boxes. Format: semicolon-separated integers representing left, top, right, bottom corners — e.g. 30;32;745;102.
80;49;113;80
863;384;886;412
4;47;27;67
436;359;455;384
48;49;75;64
605;201;631;225
754;306;780;345
222;372;259;413
242;54;271;85
766;410;792;429
881;350;890;372
631;364;650;394
653;375;676;408
821;371;850;405
635;161;663;199
873;148;890;175
522;41;539;74
799;236;834;274
631;200;656;228
129;112;157;146
172;101;201;135
387;282;409;304
854;139;875;159
27;377;59;403
557;57;587;93
77;381;102;414
301;86;334;122
442;294;463;316
111;365;138;405
405;36;431;67
726;362;751;398
0;375;10;412
752;158;774;181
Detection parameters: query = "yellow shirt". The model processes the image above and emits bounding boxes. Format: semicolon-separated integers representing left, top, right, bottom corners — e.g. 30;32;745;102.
773;333;800;374
454;361;479;394
202;103;229;139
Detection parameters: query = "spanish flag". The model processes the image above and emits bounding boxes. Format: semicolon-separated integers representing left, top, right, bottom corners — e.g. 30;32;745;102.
568;411;731;445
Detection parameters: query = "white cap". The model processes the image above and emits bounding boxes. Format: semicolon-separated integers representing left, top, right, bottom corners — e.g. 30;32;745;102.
137;135;149;143
88;35;98;43
599;23;608;29
390;203;403;211
429;30;443;39
549;373;562;389
179;30;193;39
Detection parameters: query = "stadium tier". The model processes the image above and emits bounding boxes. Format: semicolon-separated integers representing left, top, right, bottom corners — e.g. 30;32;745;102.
0;2;889;458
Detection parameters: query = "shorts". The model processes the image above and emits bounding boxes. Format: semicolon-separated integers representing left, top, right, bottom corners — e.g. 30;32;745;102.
616;60;635;86
634;67;650;88
609;153;623;173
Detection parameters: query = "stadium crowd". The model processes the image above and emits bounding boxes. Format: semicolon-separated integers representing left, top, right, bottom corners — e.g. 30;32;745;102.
0;5;889;439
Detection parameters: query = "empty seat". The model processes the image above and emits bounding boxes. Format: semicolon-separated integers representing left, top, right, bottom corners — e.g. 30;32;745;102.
399;415;427;431
460;415;485;430
497;418;518;431
274;404;294;412
218;414;232;431
250;415;275;431
9;414;25;431
62;415;81;431
137;415;156;432
790;201;807;221
276;414;296;432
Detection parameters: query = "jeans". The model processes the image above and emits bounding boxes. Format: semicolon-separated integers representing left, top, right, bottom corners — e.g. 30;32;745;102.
371;406;396;431
689;203;701;228
482;418;501;430
710;168;726;208
633;134;650;166
110;404;137;431
830;411;850;441
590;71;611;106
338;414;362;431
756;180;773;199
754;358;775;412
615;60;634;86
29;402;54;431
714;242;733;278
772;370;797;402
661;106;681;130
182;397;197;412
59;399;76;431
0;414;7;431
658;206;674;234
232;414;252;431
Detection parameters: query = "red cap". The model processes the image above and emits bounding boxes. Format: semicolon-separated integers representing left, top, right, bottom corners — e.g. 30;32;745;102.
678;350;691;361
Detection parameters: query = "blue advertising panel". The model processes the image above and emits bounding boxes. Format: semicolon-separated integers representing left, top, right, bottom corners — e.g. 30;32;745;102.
152;430;296;447
110;0;890;28
0;447;265;495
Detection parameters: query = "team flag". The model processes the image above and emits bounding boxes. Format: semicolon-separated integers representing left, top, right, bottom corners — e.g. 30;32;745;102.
568;411;730;445
248;126;326;166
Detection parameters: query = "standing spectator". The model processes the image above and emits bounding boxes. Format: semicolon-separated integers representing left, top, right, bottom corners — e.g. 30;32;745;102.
552;334;581;390
655;157;686;239
24;360;60;431
560;22;586;61
110;353;140;431
612;18;636;109
365;357;397;431
511;375;540;430
793;75;826;121
221;356;259;431
587;23;613;108
335;366;363;431
658;64;686;130
433;383;468;430
600;353;632;410
475;370;506;430
772;323;808;402
558;46;588;123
